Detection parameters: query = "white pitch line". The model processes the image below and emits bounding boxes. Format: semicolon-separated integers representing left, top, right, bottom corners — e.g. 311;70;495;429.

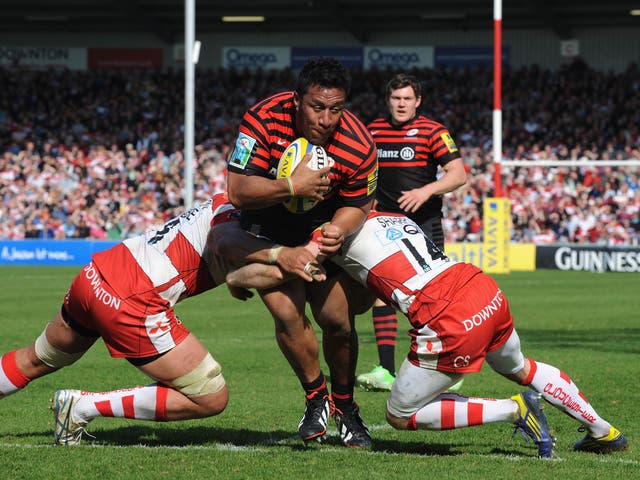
0;440;637;466
1;424;637;467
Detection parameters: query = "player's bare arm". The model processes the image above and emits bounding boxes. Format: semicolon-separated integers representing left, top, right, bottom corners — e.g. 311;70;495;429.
227;162;330;209
226;263;283;293
210;220;326;282
398;157;467;213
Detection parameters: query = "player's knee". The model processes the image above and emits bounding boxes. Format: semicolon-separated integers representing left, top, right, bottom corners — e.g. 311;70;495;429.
315;307;352;336
194;384;229;416
34;329;84;368
505;357;533;385
172;353;227;415
386;410;409;430
273;303;305;328
272;313;309;340
322;319;351;336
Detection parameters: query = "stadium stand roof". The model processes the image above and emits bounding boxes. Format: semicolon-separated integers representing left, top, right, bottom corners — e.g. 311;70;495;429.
3;1;639;43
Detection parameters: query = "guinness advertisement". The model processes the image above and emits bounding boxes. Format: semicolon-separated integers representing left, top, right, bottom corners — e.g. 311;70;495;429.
536;245;640;273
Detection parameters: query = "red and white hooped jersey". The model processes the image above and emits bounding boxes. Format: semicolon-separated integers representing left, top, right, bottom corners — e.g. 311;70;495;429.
92;193;238;306
334;211;514;373
332;211;458;314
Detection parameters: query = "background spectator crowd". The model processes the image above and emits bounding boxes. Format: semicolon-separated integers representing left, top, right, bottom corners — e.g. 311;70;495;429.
1;59;638;245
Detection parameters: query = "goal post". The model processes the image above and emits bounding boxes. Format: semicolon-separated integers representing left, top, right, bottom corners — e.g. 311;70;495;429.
483;0;640;272
483;0;510;274
481;159;640;273
501;160;640;168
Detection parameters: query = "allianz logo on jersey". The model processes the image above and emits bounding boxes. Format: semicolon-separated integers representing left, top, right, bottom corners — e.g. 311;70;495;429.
378;147;415;160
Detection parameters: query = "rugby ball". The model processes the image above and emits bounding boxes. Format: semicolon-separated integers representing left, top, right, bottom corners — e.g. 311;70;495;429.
277;137;328;213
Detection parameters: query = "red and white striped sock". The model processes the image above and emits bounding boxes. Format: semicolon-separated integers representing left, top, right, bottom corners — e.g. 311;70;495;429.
408;393;517;430
74;384;169;422
0;350;31;398
522;359;611;437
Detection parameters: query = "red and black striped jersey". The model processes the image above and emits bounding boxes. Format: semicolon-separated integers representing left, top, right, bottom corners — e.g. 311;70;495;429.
367;115;460;222
227;91;378;245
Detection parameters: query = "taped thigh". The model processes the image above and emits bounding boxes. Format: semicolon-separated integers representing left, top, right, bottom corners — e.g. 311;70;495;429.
34;329;85;368
485;329;525;375
172;353;225;397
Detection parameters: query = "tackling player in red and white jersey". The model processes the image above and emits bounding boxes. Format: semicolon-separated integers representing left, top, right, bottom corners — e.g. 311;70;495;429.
226;211;628;457
328;211;627;456
0;193;319;445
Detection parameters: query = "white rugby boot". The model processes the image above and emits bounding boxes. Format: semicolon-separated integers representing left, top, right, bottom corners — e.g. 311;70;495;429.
51;389;92;445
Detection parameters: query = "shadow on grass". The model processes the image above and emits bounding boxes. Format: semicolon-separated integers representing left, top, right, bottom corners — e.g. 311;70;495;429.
12;425;530;457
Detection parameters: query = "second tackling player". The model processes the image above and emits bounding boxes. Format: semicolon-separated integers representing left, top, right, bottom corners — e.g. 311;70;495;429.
225;212;628;457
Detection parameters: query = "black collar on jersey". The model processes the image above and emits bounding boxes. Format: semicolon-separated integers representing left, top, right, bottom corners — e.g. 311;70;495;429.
388;114;418;129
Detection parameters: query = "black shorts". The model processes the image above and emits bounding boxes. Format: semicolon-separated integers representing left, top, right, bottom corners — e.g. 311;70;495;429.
417;217;445;251
240;199;340;246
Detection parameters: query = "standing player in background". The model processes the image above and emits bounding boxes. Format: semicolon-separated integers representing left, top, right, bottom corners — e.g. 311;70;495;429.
226;57;378;447
0;193;319;445
356;73;467;392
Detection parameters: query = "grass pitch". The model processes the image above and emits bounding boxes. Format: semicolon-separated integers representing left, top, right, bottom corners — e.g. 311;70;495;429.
0;266;637;479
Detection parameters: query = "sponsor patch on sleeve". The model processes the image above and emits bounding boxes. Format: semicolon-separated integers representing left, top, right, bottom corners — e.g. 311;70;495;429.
440;132;458;154
367;168;378;196
228;133;257;169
